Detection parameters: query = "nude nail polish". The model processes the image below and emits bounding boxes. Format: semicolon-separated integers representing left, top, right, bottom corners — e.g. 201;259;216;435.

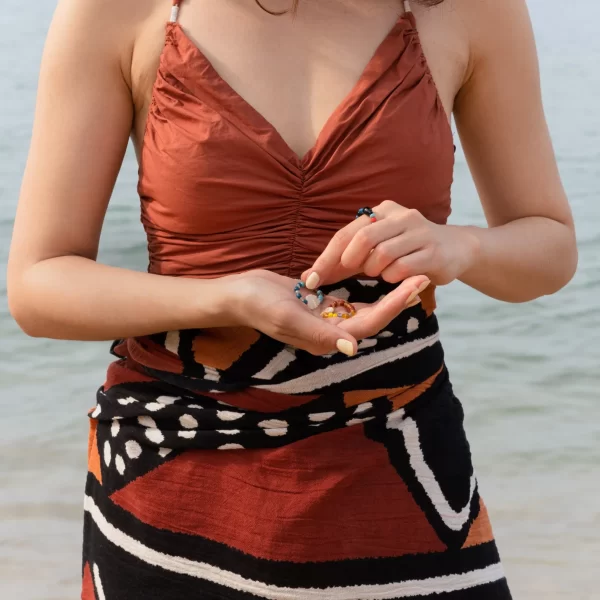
406;280;430;305
306;272;320;290
336;339;355;357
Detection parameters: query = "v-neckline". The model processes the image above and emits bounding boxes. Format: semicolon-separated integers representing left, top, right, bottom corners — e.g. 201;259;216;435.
168;10;414;169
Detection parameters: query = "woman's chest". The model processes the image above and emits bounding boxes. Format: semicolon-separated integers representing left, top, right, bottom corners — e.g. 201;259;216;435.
131;0;467;158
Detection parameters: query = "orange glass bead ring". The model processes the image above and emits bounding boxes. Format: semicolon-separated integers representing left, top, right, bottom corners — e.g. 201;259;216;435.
321;300;357;320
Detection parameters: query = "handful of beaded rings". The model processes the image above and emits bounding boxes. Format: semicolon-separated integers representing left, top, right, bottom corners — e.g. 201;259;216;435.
321;300;357;320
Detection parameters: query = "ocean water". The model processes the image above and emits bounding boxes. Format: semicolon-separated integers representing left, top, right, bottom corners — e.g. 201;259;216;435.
0;0;598;598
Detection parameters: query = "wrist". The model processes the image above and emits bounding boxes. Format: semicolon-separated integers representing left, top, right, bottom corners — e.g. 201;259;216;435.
183;273;249;329
211;272;255;328
456;225;483;279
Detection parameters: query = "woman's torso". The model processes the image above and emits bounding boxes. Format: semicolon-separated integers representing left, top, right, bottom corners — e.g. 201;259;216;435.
125;0;469;279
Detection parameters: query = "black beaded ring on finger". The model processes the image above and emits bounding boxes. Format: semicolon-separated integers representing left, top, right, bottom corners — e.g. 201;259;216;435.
356;207;377;223
294;281;325;310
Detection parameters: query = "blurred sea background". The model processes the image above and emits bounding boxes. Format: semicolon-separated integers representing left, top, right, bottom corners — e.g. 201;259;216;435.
0;0;599;598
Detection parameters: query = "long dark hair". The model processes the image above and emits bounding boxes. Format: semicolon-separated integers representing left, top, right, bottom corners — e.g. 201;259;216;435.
255;0;443;16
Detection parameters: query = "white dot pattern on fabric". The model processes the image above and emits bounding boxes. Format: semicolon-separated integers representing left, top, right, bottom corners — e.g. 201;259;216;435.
309;411;335;422
145;403;165;412
188;404;203;409
145;429;165;444
386;408;406;431
180;414;198;429
346;416;376;427
258;419;288;429
377;331;394;338
118;397;138;405
91;405;101;418
217;430;241;435
164;330;180;355
407;317;420;333
264;428;288;437
103;441;111;466
358;339;378;350
217;410;244;421
205;367;221;382
156;396;181;405
158;448;172;458
354;402;373;414
115;455;125;475
111;420;120;437
138;416;157;428
178;430;196;439
125;440;142;459
328;287;350;301
218;443;245;450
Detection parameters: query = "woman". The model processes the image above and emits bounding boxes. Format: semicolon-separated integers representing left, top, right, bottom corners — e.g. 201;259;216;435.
8;0;576;597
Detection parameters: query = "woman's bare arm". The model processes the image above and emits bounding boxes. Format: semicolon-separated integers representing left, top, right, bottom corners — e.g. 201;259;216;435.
302;0;576;303
453;0;577;301
7;0;383;356
7;0;238;340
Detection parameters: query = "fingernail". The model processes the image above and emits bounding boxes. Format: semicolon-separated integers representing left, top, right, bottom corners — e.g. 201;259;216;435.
306;272;320;290
336;339;355;357
406;280;430;305
417;279;431;294
405;294;421;308
406;289;420;305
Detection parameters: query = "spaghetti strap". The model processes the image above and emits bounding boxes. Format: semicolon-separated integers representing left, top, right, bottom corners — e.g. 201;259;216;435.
170;0;182;23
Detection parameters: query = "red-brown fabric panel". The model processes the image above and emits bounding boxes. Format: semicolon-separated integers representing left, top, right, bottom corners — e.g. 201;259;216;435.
111;426;445;562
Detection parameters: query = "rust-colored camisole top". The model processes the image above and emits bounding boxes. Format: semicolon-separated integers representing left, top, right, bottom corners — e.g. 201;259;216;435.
138;1;454;280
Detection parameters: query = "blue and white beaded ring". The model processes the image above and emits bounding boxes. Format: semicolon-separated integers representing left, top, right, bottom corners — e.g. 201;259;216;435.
356;207;377;223
294;281;325;310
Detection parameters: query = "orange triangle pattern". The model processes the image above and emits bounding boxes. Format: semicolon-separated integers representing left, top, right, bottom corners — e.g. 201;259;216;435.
462;498;495;548
81;562;96;600
343;365;443;409
390;366;444;410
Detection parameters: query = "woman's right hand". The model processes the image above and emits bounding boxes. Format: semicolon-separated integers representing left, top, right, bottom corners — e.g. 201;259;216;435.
223;270;429;357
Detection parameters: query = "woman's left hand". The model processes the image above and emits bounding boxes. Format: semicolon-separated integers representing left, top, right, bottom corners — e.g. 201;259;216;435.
303;200;481;288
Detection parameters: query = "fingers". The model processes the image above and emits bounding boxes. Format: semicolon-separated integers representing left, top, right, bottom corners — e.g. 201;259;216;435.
340;217;408;272
380;250;434;283
338;276;430;339
279;306;358;357
303;218;369;289
304;202;422;289
360;231;424;277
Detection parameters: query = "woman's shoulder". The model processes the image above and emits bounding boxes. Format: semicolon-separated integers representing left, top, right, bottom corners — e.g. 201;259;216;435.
48;0;171;100
412;0;533;98
49;0;166;72
446;0;533;71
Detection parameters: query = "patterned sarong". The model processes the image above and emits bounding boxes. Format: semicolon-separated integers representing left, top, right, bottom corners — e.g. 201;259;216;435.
82;280;512;599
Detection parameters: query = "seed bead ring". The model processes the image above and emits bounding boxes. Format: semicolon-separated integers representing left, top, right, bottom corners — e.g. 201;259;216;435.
321;299;357;320
294;281;325;310
356;206;377;223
